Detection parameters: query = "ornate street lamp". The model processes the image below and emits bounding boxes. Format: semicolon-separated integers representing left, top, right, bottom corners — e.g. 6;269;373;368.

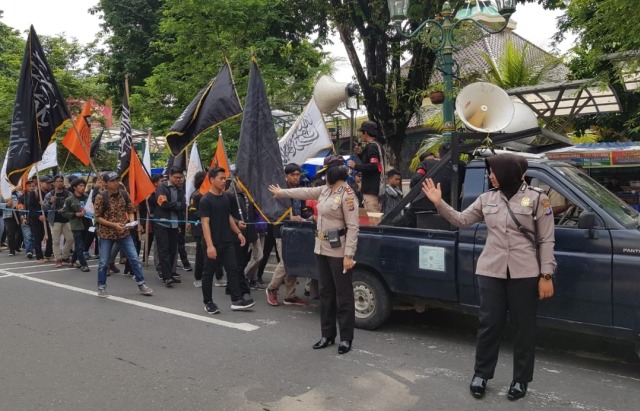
387;0;516;142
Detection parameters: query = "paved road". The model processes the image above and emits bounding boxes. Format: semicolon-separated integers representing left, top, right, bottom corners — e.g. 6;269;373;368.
1;250;639;410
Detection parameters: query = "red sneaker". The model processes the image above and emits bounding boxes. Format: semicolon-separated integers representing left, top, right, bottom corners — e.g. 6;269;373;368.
284;296;308;306
266;288;279;306
55;260;63;268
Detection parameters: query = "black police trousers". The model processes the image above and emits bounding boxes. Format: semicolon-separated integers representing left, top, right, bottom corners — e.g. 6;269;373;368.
315;254;355;342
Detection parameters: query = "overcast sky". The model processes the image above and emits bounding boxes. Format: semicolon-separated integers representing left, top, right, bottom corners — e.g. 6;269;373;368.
1;0;576;82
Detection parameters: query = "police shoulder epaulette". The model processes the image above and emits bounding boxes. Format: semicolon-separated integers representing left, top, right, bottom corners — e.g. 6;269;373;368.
528;186;545;193
344;185;354;195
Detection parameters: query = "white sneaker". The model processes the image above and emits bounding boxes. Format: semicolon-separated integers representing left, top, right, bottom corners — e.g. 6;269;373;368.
138;284;154;296
214;279;227;287
193;280;202;288
97;288;109;298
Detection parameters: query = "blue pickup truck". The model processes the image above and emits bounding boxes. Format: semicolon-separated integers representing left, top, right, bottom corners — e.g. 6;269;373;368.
281;156;640;348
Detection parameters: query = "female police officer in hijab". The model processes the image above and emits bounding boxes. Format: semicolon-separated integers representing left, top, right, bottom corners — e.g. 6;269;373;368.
422;153;556;401
269;155;359;354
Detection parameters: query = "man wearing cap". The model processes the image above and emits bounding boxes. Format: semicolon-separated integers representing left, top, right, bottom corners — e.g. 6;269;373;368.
94;171;153;297
347;120;384;213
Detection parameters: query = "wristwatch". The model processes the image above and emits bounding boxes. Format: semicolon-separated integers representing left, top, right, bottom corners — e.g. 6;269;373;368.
345;255;354;259
539;273;553;280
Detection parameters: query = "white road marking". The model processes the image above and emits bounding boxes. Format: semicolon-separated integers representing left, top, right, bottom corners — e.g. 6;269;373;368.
0;268;259;332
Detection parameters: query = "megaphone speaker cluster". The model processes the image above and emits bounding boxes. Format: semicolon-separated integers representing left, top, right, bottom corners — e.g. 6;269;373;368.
455;82;515;133
313;75;360;114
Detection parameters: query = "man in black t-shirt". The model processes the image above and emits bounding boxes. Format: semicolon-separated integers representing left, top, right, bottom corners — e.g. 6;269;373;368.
200;167;255;314
347;120;384;212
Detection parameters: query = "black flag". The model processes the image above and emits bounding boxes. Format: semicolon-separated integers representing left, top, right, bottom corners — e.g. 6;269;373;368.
117;90;132;178
162;150;187;178
90;127;104;158
6;26;71;186
166;61;242;156
235;57;288;222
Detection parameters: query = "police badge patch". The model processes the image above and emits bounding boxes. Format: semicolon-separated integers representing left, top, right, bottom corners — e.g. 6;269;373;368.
541;198;552;215
345;197;355;211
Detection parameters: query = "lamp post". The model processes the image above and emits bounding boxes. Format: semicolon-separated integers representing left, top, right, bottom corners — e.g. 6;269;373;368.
387;0;516;143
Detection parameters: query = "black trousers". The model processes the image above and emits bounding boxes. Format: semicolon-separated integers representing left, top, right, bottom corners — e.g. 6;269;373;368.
31;220;53;260
3;218;20;253
257;226;279;281
202;241;244;303
154;225;178;280
474;275;539;383
193;235;203;281
177;223;190;267
315;254;355;342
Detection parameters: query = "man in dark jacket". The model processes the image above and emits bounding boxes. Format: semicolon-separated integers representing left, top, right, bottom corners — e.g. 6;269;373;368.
28;176;53;262
154;167;186;286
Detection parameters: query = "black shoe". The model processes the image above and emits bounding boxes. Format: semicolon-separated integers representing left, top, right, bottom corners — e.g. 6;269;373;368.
165;278;176;287
470;376;487;398
204;301;220;314
172;274;182;283
183;265;193;272
108;263;120;274
312;337;335;349
337;340;352;354
231;298;255;311
507;381;527;401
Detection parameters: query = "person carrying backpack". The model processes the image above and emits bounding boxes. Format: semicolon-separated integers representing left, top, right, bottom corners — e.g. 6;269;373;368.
93;172;153;298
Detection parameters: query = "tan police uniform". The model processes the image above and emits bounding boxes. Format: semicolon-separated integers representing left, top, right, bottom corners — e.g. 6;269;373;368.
278;184;359;258
435;182;557;384
278;183;359;342
436;183;556;278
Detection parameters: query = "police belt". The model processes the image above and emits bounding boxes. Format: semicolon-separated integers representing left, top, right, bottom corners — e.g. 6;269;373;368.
315;228;347;240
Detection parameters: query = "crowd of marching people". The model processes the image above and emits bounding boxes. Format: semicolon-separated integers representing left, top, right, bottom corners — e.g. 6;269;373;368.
0;164;321;310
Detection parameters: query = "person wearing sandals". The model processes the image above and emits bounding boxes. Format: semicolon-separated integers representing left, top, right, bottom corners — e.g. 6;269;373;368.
269;155;359;355
422;153;556;401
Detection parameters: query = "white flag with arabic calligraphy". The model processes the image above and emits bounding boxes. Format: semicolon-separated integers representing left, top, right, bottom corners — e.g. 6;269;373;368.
278;97;333;166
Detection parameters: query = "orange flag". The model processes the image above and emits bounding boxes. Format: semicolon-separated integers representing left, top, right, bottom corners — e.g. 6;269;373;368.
62;99;92;166
199;130;230;194
129;146;156;205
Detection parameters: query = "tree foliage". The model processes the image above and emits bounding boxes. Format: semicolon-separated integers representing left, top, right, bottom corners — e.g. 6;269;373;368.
481;39;560;89
557;0;640;141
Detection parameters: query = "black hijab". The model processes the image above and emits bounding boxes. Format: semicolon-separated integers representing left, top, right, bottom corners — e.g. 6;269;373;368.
485;154;528;199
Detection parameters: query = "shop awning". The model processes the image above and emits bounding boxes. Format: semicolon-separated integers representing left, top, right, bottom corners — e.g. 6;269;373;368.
546;142;640;167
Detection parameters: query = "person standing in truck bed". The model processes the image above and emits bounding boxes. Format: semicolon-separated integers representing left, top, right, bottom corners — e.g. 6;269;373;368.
422;153;556;401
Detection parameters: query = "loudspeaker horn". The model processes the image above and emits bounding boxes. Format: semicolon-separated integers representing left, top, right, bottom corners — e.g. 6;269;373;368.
313;75;360;114
455;82;515;132
500;101;538;145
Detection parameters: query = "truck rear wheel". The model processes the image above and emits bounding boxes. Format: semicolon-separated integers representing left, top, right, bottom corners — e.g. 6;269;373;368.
352;269;392;330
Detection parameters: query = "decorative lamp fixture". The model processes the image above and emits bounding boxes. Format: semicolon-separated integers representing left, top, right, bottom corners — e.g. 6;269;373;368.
387;0;409;23
495;0;516;17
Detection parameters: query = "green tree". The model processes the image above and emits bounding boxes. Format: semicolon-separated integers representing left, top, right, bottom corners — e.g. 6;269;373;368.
128;0;331;161
89;0;165;102
0;14;24;152
481;39;559;89
556;0;640;141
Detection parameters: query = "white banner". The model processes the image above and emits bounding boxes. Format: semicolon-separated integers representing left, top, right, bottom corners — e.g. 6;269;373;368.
185;142;203;203
1;151;13;199
143;136;151;174
28;141;58;178
279;97;333;166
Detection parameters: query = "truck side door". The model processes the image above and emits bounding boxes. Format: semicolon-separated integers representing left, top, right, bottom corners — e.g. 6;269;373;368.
526;171;613;327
